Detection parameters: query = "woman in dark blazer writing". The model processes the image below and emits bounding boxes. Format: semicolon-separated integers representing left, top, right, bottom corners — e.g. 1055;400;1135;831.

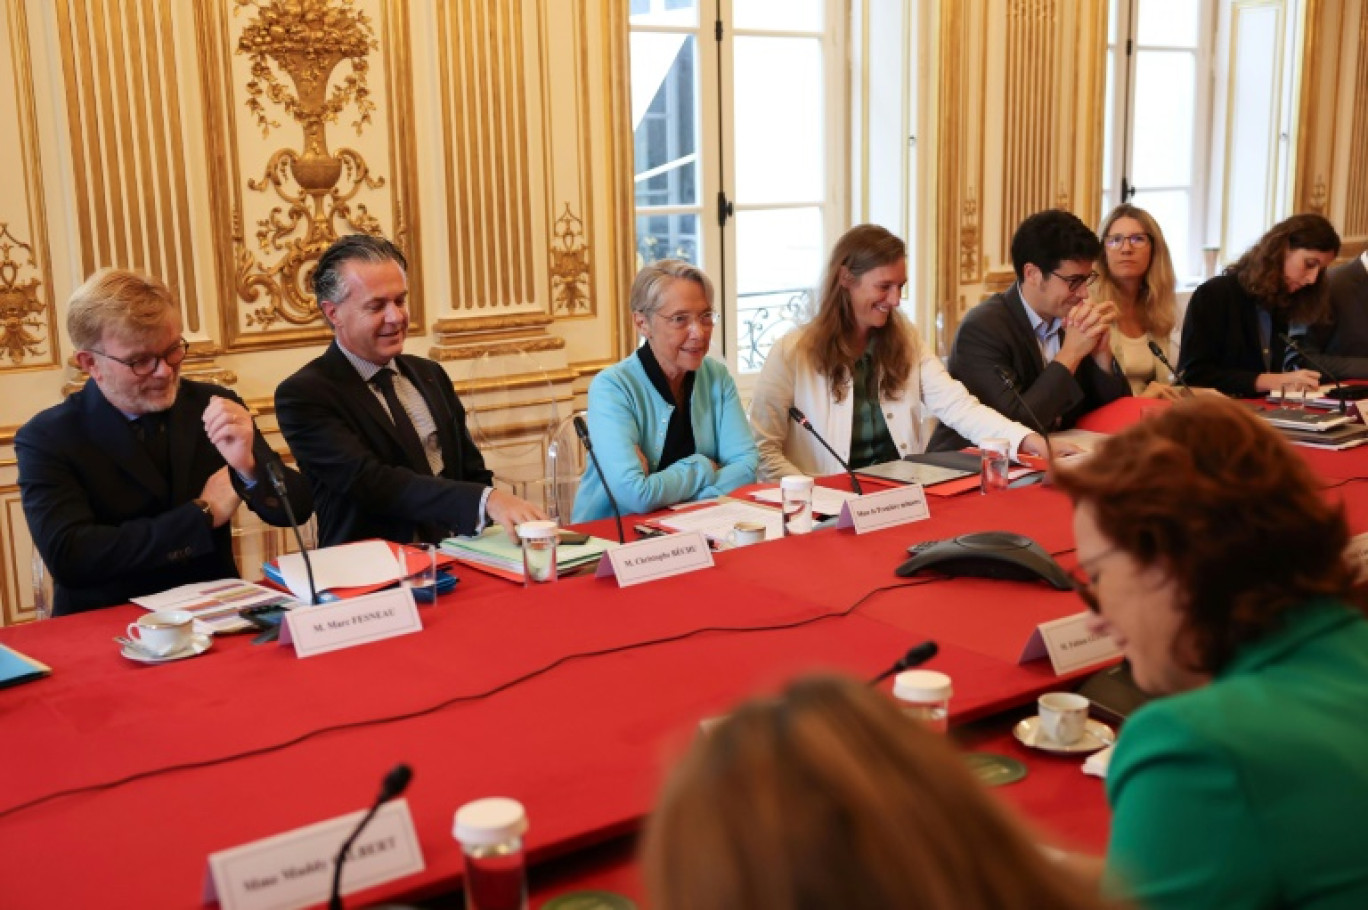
1177;213;1338;396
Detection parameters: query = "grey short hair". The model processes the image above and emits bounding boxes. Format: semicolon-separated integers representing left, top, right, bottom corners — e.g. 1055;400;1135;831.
630;259;715;317
313;233;408;309
67;268;178;350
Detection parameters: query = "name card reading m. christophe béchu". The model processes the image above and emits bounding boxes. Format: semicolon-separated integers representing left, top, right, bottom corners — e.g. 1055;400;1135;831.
597;530;714;586
205;799;424;910
281;588;422;658
1019;612;1122;675
835;484;931;534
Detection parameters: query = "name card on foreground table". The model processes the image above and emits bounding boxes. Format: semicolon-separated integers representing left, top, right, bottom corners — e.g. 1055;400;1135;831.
596;531;714;586
205;799;424;910
281;588;422;658
1020;612;1122;675
835;484;930;534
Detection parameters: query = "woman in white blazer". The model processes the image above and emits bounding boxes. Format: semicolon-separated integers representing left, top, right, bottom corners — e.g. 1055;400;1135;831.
749;224;1050;481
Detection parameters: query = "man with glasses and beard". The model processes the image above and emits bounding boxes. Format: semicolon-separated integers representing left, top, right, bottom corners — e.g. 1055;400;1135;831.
929;209;1131;451
16;269;312;615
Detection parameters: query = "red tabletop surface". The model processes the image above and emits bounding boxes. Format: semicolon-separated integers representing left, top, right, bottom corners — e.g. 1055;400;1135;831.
3;395;1366;909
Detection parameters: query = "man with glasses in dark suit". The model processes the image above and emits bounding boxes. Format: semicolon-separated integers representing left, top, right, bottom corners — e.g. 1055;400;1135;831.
929;209;1130;451
15;269;312;615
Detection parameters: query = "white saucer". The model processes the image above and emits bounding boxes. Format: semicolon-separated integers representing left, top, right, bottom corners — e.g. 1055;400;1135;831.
1013;715;1115;754
121;634;212;664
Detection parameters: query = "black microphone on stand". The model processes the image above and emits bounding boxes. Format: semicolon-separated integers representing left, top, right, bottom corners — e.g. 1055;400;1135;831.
992;366;1055;464
264;452;319;606
573;415;625;544
1280;332;1345;414
787;406;862;495
1145;340;1196;399
869;640;939;685
329;764;413;910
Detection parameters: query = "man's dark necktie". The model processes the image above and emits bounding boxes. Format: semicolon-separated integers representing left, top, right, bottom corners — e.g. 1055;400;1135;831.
370;369;433;476
133;412;171;480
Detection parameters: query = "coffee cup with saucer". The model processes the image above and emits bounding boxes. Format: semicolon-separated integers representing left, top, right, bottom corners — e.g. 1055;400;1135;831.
1012;692;1115;754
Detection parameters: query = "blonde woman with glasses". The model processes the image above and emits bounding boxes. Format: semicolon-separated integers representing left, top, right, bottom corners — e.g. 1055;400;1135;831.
1096;205;1185;399
572;260;757;522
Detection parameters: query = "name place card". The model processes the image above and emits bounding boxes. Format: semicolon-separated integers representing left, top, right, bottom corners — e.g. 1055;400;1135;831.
1346;531;1368;582
205;799;424;910
1019;612;1122;675
281;588;422;658
597;531;714;587
835;484;930;534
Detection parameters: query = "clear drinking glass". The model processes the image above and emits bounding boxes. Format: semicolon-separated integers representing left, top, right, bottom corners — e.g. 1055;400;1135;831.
401;543;439;602
517;521;559;584
980;438;1010;494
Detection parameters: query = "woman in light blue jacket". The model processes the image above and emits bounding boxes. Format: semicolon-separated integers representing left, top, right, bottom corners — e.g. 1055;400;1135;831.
572;260;758;522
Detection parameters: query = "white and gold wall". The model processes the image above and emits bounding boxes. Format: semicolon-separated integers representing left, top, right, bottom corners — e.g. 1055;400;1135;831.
2;0;1367;624
0;0;634;624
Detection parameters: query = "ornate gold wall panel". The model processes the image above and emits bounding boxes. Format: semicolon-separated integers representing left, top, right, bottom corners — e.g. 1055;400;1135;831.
437;0;537;312
931;0;1105;342
1293;0;1368;257
0;0;57;372
196;0;420;349
55;0;202;325
1348;5;1368;243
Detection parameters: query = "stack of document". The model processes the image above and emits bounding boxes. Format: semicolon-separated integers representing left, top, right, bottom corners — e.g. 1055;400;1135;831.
441;528;616;581
1261;407;1356;432
653;500;784;542
133;579;300;635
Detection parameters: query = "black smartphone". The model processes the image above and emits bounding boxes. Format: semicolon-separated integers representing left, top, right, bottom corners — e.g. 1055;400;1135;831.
558;530;590;546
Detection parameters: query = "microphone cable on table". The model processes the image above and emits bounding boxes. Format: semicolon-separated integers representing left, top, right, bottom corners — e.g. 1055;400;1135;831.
0;575;957;822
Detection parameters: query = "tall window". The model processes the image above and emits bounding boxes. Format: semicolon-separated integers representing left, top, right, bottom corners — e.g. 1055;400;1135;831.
1103;0;1214;283
630;1;843;381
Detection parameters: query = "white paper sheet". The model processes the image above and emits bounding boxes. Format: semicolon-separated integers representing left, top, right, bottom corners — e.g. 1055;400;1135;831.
276;540;404;601
750;485;859;516
655;501;784;542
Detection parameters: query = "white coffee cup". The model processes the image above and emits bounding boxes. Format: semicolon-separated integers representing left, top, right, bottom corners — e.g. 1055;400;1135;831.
126;610;194;657
780;475;815;536
726;521;767;548
1037;691;1090;745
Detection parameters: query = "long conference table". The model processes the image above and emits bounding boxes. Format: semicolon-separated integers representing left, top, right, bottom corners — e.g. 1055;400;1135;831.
4;398;1368;908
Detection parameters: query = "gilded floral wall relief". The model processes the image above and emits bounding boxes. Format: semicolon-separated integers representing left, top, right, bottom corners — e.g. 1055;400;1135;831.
232;0;386;333
0;223;49;368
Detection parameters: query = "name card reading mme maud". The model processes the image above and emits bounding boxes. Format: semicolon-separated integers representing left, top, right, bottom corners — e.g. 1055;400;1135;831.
204;799;424;910
1019;612;1122;675
281;588;422;658
835;484;930;534
596;531;714;587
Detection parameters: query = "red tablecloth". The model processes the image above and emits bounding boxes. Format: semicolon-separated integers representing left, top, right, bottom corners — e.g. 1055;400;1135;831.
4;400;1365;909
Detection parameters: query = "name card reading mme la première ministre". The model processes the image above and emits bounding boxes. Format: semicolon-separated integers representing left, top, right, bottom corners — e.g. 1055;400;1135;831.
280;588;422;658
835;484;930;534
205;799;424;910
597;530;714;586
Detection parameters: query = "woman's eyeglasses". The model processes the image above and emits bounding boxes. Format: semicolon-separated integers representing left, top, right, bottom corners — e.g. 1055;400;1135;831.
655;310;717;330
1066;546;1120;614
1103;233;1152;250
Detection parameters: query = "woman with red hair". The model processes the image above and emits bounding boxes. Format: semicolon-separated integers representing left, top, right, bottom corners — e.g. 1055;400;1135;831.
1055;395;1368;908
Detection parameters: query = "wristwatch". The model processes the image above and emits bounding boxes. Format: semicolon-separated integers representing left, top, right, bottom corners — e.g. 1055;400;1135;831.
192;498;214;526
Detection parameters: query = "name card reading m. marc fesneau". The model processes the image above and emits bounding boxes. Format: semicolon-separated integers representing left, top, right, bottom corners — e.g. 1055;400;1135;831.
598;530;714;586
281;588;422;658
205;798;424;910
835;484;930;534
